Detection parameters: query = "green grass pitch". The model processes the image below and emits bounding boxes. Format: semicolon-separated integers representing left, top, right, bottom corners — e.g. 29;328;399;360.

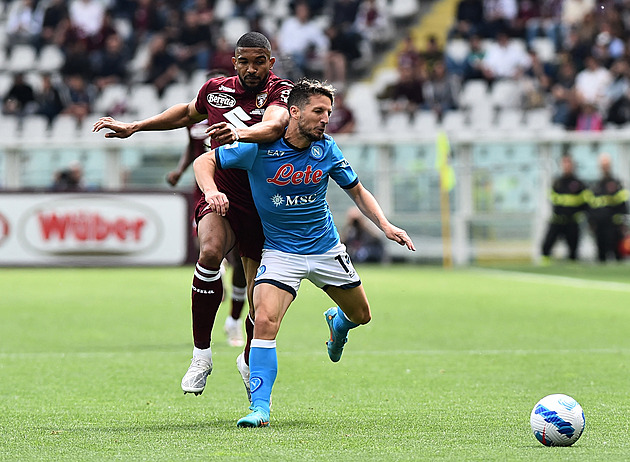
1;264;629;461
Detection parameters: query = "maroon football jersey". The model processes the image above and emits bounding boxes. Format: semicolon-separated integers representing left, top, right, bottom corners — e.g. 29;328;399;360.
194;72;292;207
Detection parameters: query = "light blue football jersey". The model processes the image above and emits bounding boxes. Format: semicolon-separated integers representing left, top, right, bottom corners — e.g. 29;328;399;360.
216;134;359;254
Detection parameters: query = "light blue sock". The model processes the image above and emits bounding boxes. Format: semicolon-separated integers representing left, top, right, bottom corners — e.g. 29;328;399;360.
333;307;359;335
249;339;277;414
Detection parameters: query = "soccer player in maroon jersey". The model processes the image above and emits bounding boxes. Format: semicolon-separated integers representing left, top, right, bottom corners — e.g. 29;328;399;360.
93;32;293;399
166;117;248;349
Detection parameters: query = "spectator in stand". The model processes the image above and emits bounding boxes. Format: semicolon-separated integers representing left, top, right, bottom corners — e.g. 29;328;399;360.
377;62;425;123
592;25;625;68
60;74;96;124
144;33;180;98
324;23;363;85
209;36;237;76
419;34;445;76
276;1;329;80
69;0;105;41
327;91;355;134
574;54;612;114
449;0;484;39
587;152;629;262
550;56;578;128
512;0;540;40
481;30;531;85
525;0;563;51
575;101;604;130
481;0;518;38
423;60;460;123
397;34;421;70
332;0;360;28
61;39;94;80
37;73;65;125
521;47;553;109
131;0;165;44
39;0;70;49
2;72;37;117
88;8;118;52
5;0;42;54
562;0;596;29
91;33;130;90
462;34;486;81
354;0;392;52
173;9;213;73
605;58;630;126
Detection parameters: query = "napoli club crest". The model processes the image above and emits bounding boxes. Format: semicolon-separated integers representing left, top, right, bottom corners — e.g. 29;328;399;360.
310;146;324;160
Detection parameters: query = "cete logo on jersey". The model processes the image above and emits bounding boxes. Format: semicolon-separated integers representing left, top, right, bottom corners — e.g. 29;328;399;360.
207;92;236;108
310;146;324;160
0;212;9;247
256;92;268;108
267;163;324;186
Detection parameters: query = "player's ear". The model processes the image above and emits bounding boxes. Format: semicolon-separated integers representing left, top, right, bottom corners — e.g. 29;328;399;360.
232;56;237;69
269;56;276;68
289;105;300;119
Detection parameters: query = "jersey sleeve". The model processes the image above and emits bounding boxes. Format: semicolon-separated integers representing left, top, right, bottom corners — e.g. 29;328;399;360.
267;78;293;109
216;142;259;172
328;139;359;189
194;80;211;114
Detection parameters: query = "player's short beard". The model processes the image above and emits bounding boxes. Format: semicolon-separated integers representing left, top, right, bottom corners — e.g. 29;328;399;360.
297;119;323;142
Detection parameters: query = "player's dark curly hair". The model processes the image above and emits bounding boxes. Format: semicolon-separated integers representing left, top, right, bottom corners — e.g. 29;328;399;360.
288;78;335;109
236;32;271;51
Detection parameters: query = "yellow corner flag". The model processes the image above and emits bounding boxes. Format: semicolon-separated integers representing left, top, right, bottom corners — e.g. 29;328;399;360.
435;131;454;268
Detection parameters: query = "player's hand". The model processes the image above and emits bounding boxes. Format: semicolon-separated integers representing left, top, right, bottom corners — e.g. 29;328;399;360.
204;190;229;216
166;170;180;186
207;122;239;146
92;116;134;138
384;225;416;251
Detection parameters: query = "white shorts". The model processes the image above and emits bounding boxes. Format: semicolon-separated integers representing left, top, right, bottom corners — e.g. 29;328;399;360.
254;242;361;298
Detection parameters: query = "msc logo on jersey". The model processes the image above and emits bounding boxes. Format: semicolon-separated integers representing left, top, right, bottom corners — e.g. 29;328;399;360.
256;92;268;108
286;194;317;206
207;92;236;108
310;146;324;160
270;193;317;207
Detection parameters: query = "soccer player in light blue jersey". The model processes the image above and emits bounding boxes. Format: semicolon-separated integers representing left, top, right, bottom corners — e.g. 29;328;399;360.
193;78;416;428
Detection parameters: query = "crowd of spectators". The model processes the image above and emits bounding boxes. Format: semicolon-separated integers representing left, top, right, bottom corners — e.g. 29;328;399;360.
377;0;630;131
1;0;400;132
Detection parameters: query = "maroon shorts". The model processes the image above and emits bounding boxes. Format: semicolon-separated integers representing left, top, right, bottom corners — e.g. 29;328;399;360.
194;196;265;261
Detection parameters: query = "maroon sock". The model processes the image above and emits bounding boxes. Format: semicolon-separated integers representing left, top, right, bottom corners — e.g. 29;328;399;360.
191;262;223;349
230;285;246;320
244;314;254;366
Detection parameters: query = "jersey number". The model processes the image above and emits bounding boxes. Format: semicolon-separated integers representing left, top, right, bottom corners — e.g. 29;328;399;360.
334;253;352;274
224;107;252;129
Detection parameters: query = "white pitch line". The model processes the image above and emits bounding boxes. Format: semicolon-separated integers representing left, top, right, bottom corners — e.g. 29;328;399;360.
1;348;629;359
472;268;630;293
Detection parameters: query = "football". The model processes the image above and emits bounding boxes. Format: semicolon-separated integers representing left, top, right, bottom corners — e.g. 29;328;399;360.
530;394;585;447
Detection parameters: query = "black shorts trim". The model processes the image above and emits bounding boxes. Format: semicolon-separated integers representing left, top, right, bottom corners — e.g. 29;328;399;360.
322;280;362;291
254;279;297;299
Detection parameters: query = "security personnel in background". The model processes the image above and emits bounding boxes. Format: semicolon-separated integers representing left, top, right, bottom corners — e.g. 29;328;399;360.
587;153;629;262
541;155;589;263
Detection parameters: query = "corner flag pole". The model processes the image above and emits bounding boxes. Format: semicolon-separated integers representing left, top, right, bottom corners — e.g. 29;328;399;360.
435;132;455;269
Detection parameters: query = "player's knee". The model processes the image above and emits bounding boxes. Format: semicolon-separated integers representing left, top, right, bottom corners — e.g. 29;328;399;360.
198;242;224;267
253;311;281;337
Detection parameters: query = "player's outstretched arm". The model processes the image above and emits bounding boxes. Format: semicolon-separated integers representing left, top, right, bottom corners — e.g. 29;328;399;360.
193;151;229;216
93;100;206;138
167;141;196;186
206;104;290;146
345;182;416;251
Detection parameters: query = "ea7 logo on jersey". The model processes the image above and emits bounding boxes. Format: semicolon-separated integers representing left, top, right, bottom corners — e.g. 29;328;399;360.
256;92;268;108
286;194;317;206
207;92;236;108
266;150;285;157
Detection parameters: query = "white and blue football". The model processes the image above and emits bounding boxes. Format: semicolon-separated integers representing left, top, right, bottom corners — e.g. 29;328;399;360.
530;394;585;447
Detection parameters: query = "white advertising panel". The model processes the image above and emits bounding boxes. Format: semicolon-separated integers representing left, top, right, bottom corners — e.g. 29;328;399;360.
0;193;188;266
